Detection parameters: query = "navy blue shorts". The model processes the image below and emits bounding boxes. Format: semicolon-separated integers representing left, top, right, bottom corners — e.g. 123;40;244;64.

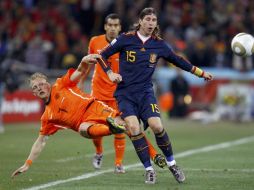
116;91;161;129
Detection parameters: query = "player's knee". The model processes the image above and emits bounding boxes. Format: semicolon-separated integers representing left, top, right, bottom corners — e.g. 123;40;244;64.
150;124;163;134
79;122;93;138
80;130;91;138
127;124;141;135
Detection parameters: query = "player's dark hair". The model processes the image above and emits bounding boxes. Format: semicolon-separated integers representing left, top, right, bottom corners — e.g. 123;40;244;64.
134;7;161;38
104;13;121;24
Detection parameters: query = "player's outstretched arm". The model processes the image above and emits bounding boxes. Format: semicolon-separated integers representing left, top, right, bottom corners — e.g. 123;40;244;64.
191;66;213;81
11;135;48;178
70;54;100;82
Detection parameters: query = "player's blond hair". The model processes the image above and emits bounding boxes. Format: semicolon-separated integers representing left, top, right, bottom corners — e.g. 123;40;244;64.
28;72;48;87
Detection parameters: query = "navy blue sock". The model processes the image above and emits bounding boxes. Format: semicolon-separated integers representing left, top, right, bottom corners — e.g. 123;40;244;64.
155;129;174;162
131;133;151;168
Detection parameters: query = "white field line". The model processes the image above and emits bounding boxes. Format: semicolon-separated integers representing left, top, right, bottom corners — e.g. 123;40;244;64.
23;135;254;190
130;167;254;173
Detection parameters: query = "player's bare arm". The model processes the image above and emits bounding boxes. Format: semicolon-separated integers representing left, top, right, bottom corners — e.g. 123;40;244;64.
11;135;48;178
70;54;101;82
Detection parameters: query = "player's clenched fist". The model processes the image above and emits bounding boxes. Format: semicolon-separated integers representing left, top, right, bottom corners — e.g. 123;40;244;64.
81;54;101;65
107;70;122;83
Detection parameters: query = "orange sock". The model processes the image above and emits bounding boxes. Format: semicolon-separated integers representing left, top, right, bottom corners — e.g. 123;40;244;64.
144;135;158;160
93;138;103;154
88;124;111;138
126;131;157;160
114;133;126;165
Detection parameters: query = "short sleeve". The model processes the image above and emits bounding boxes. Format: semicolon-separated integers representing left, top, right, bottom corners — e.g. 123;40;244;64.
56;69;78;88
40;121;61;136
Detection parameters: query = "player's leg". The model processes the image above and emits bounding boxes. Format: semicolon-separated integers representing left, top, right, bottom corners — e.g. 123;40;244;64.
144;135;167;168
79;123;112;138
125;115;156;184
140;92;185;183
114;133;126;173
105;100;126;173
148;117;185;183
92;137;103;169
125;128;166;168
79;101;126;138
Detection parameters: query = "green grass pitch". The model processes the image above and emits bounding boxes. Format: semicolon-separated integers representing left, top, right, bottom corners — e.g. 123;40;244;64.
1;117;254;190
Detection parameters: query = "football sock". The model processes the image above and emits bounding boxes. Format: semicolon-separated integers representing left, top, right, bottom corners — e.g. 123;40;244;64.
131;133;152;168
127;131;157;159
155;129;174;162
92;137;103;154
144;136;158;160
87;124;111;138
114;133;126;165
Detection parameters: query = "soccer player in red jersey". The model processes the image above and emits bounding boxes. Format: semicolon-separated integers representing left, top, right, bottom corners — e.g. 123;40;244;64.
11;54;126;178
81;14;167;173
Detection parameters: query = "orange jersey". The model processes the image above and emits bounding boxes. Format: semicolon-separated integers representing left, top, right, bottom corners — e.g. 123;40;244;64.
40;69;96;136
88;34;119;101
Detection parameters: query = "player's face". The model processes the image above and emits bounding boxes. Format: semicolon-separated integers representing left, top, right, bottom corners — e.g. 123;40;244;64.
104;18;121;41
139;14;157;36
31;78;51;100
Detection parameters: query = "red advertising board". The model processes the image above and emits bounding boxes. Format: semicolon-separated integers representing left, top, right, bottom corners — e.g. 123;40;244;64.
2;90;43;123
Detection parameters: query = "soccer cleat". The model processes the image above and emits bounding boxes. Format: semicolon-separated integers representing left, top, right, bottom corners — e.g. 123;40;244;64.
92;153;103;169
114;164;126;174
153;154;167;168
169;165;185;183
145;170;156;184
106;117;126;134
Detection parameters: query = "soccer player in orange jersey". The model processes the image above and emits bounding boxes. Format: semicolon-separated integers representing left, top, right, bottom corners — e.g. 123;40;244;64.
80;14;167;173
11;54;126;178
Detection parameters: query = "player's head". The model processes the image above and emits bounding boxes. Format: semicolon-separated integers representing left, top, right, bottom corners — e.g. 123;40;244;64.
28;72;51;101
104;13;121;41
135;7;160;37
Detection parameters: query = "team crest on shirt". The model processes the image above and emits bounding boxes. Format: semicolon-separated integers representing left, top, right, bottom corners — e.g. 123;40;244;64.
149;53;157;63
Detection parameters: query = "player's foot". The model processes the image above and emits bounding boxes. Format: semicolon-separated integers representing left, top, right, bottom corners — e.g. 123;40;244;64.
92;153;103;169
106;117;126;134
145;170;156;184
114;164;126;174
169;165;185;183
153;154;167;168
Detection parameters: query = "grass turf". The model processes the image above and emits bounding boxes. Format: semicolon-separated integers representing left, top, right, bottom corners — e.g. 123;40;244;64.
0;118;254;190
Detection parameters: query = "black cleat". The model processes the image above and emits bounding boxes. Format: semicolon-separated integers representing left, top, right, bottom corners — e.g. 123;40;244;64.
153;154;167;168
169;165;185;183
106;117;126;134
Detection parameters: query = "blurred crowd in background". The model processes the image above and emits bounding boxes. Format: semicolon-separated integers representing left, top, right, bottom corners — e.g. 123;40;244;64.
1;0;254;71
